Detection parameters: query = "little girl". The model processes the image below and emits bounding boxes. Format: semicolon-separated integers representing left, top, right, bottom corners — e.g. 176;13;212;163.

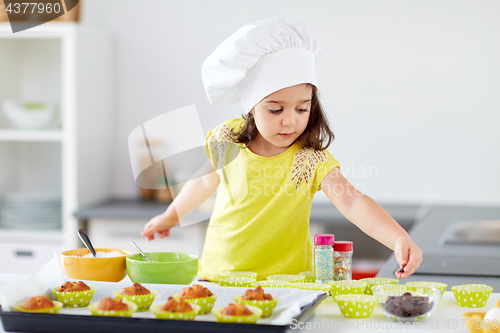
142;17;422;281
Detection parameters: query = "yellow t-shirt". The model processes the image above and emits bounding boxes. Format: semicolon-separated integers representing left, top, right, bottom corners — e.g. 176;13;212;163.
198;118;341;281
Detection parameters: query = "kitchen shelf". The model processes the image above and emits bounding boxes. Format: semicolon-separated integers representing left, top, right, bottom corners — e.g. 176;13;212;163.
0;22;113;258
0;229;63;244
0;129;63;141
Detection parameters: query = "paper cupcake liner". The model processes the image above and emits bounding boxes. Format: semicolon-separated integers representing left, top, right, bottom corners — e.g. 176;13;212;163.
291;282;331;293
329;281;367;299
113;289;158;311
335;295;376;318
14;301;63;314
218;271;258;280
233;296;279;318
52;286;96;308
290;282;332;304
250;281;291;289
452;284;493;308
299;271;316;283
213;305;262;324
88;300;137;317
218;277;257;287
359;278;399;295
406;282;447;299
174;293;218;314
151;304;201;321
266;274;305;283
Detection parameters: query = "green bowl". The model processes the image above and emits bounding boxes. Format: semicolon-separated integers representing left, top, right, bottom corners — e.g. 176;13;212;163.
126;252;198;284
451;284;493;308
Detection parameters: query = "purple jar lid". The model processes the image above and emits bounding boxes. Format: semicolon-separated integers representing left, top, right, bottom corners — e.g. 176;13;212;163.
314;234;334;245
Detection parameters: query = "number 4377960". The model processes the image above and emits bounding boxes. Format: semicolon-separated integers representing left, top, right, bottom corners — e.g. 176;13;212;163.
5;2;62;14
447;318;499;330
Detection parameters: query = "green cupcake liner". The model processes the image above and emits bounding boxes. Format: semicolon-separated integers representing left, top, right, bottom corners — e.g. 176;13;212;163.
373;285;428;297
52;286;96;308
452;284;493;308
406;282;447;299
174;293;218;314
234;296;279;318
329;281;367;300
266;274;305;283
290;282;331;304
113;289;158;311
291;282;331;293
88;300;137;317
213;305;262;324
218;277;257;287
151;303;201;320
218;271;258;280
359;278;399;295
299;271;316;283
335;295;376;318
14;301;63;314
250;281;291;289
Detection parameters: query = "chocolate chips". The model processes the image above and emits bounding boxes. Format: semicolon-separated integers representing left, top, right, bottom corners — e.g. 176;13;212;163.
381;292;433;318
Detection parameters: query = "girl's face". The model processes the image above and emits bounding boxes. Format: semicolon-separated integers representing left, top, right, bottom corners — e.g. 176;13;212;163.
252;83;312;151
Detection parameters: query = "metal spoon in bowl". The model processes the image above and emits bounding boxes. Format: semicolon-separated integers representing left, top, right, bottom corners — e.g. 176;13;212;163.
129;238;152;262
78;229;97;258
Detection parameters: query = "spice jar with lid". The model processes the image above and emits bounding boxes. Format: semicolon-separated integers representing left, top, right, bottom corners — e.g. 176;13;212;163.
334;241;353;281
314;234;334;283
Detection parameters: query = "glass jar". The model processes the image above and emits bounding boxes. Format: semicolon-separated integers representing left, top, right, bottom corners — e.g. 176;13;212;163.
314;234;334;283
334;241;353;281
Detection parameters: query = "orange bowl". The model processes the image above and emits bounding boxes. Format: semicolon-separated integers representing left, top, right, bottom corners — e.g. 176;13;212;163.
61;248;131;282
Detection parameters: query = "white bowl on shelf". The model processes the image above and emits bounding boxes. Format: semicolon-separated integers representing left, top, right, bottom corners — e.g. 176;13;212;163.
2;100;54;130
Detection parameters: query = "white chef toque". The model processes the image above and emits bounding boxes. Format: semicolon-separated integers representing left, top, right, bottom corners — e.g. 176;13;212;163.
202;17;323;113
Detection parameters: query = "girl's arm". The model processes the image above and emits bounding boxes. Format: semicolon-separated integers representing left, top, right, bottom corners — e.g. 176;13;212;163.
321;167;423;279
141;159;221;240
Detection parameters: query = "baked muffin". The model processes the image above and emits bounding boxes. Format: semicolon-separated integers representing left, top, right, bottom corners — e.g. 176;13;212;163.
59;281;91;293
96;297;129;311
120;283;150;296
178;284;213;299
220;303;253;316
21;296;55;310
241;286;273;301
159;297;193;313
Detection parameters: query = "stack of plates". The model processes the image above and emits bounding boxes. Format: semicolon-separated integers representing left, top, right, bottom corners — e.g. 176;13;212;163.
0;192;62;230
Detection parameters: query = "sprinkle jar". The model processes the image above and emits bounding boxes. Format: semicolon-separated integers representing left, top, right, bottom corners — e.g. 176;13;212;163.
334;241;353;281
314;234;334;283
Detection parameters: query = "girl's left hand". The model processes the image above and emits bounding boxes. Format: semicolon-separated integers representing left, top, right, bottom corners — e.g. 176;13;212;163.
394;237;423;279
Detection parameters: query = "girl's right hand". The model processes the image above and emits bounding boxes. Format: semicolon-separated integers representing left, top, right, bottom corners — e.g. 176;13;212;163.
141;213;179;241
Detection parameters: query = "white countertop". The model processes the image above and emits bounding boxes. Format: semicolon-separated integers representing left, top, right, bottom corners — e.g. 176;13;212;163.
1;272;498;333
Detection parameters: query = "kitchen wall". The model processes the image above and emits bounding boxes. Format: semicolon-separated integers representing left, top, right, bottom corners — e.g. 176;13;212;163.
81;0;500;206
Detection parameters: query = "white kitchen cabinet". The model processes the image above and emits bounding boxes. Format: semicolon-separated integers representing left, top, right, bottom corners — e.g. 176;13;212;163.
88;219;207;258
0;23;113;260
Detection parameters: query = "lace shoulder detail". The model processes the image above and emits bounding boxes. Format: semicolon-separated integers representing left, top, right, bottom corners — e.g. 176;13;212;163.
207;124;233;168
290;147;328;191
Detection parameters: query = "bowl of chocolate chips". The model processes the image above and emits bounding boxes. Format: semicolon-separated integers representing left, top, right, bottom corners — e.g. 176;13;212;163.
373;285;440;322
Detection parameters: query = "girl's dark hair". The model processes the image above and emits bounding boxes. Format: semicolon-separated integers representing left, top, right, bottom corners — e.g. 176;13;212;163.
231;84;335;150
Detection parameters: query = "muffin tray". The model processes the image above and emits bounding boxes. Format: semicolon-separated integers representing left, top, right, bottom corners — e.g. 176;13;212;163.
0;293;326;333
